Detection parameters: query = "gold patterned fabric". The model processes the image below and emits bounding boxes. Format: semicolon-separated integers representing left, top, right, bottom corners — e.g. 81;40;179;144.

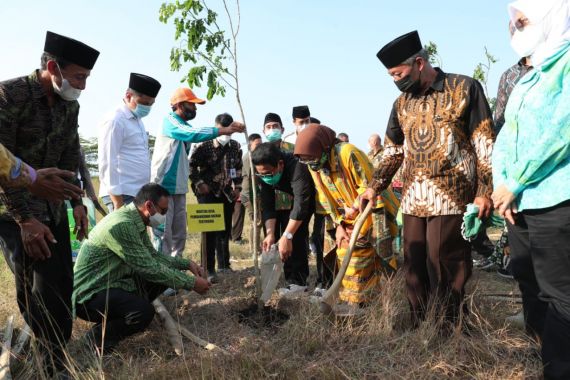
311;143;399;304
0;143;33;188
370;69;495;217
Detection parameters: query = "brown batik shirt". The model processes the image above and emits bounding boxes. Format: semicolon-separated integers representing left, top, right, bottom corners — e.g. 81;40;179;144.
370;69;494;217
0;70;82;224
189;139;243;200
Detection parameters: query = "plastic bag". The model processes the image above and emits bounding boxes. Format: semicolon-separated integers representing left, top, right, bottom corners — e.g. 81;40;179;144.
260;244;283;303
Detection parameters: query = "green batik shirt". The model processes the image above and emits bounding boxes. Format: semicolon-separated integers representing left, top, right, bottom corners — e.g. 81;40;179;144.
73;203;195;312
0;70;82;223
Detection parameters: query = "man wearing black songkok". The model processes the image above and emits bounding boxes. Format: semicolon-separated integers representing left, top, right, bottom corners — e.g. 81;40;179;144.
0;31;99;376
361;30;495;328
98;73;162;212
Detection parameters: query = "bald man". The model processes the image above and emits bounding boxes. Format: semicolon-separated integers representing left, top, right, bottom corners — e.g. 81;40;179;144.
367;133;383;169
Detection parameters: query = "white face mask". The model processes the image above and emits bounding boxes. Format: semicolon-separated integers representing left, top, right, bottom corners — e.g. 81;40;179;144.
52;64;82;101
149;206;166;228
217;135;231;146
511;23;545;58
295;123;308;133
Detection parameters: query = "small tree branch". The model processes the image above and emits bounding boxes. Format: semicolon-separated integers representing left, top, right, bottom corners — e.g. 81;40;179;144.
222;0;237;39
152;300;184;356
235;0;241;37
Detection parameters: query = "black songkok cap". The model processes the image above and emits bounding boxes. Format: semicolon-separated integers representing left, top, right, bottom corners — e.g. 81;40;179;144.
264;112;282;126
376;30;422;69
309;117;321;124
129;73;161;98
44;31;99;70
292;105;310;119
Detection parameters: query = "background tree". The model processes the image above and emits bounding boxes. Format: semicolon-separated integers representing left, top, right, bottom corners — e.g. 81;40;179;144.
424;42;498;111
424;41;443;67
160;0;263;300
80;136;99;175
473;47;498;111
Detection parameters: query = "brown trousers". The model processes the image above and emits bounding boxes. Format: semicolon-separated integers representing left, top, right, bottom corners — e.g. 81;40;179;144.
403;214;472;325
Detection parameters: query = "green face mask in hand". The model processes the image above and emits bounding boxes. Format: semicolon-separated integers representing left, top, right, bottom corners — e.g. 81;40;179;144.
259;171;282;186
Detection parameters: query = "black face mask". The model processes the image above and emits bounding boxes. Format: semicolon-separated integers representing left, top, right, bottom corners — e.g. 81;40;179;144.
182;106;196;121
394;63;423;94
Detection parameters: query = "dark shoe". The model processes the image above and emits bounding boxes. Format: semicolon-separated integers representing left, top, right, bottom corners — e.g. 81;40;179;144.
473;257;496;270
162;288;177;297
207;272;219;284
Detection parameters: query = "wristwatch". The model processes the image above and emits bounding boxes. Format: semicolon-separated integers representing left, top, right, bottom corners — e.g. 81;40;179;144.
284;231;294;240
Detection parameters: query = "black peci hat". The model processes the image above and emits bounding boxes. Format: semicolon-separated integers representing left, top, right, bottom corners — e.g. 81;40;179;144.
44;31;99;69
129;73;161;98
376;30;423;69
264;112;282;126
292;105;310;119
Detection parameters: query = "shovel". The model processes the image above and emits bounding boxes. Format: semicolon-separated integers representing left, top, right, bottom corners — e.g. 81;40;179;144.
320;202;373;315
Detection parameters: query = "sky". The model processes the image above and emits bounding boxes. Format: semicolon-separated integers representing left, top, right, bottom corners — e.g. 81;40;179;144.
1;0;519;151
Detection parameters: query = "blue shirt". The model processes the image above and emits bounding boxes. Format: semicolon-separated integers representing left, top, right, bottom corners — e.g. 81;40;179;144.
492;43;570;212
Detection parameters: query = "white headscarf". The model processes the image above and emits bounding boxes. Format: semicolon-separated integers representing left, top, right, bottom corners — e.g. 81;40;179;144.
508;0;570;67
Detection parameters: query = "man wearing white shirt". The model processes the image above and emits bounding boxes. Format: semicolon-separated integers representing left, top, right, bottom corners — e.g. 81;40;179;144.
98;73;161;212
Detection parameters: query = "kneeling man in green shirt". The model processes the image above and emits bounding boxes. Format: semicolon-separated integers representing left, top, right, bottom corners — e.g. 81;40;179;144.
73;183;209;352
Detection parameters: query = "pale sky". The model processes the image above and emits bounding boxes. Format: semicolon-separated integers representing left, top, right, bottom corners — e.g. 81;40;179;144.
1;0;519;150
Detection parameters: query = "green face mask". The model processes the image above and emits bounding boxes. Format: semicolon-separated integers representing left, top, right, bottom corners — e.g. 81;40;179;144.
259;171;282;186
308;152;328;171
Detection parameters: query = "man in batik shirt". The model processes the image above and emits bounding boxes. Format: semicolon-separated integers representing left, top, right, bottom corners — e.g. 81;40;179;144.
362;31;494;326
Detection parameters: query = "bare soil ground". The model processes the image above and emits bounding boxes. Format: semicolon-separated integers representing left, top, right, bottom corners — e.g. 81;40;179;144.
0;185;541;379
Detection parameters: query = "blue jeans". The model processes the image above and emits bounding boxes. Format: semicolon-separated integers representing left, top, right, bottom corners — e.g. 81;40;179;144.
101;195;135;213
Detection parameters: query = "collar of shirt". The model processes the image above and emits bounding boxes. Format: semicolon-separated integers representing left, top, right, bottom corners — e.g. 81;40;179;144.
28;70;47;100
428;68;446;92
169;111;187;125
125;202;147;233
213;138;233;149
119;103;137;120
517;57;529;68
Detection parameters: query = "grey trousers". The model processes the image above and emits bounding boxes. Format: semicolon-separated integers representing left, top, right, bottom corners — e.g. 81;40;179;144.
156;194;188;258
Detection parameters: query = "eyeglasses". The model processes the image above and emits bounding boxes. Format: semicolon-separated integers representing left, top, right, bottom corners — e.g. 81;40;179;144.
152;203;168;215
255;172;276;179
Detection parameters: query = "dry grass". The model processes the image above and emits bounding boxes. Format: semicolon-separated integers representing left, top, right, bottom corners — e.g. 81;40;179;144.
0;186;543;379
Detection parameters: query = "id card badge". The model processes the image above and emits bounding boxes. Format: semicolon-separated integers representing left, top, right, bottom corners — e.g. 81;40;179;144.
229;168;237;179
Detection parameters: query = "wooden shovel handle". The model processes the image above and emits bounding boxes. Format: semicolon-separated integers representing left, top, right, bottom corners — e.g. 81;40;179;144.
320;202;373;314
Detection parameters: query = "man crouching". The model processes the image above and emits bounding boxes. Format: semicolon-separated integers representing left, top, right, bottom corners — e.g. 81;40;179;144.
73;183;209;352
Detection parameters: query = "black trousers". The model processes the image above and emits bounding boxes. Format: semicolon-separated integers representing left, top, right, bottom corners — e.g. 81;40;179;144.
273;210;310;286
76;281;165;352
507;200;570;380
231;201;245;241
0;218;73;373
403;214;472;326
310;213;325;286
470;229;494;257
198;193;234;272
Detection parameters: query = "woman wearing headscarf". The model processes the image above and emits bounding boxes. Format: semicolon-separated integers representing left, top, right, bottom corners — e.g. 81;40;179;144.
492;1;570;378
294;124;399;307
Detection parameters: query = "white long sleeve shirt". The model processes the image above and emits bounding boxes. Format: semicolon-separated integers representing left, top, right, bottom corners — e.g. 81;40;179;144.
98;104;150;198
